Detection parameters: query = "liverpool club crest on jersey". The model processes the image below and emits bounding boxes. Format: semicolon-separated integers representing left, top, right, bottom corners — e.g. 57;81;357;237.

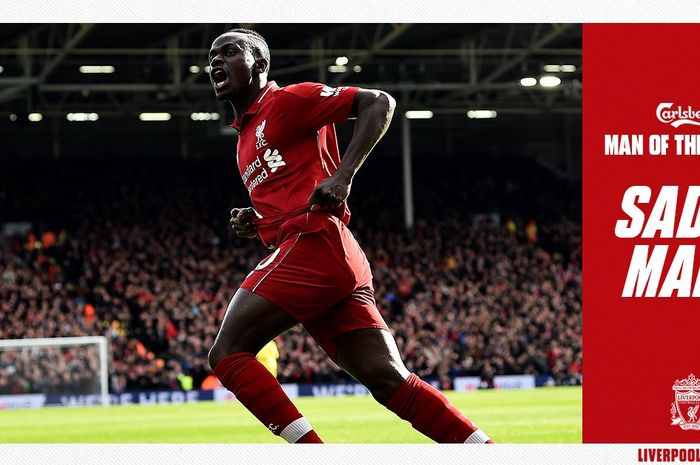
671;374;700;430
255;119;268;150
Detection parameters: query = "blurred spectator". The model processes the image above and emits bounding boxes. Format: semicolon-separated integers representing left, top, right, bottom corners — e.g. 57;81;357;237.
0;155;581;393
525;219;538;242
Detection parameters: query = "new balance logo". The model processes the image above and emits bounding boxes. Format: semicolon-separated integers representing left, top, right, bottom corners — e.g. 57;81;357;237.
263;148;286;172
255;119;268;150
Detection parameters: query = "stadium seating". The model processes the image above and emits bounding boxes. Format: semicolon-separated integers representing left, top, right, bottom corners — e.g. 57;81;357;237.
0;155;581;394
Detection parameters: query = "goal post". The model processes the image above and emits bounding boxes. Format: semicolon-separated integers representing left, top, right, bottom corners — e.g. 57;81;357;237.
0;336;110;406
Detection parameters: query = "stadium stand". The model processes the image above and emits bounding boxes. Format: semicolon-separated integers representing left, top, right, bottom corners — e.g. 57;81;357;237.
0;154;581;394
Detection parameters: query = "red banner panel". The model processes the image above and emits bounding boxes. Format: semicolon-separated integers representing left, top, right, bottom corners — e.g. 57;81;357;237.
584;24;700;442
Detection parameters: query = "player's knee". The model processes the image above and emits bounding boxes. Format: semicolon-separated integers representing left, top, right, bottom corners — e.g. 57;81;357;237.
208;336;250;370
367;376;405;405
208;340;233;371
355;362;407;404
207;343;224;371
342;356;409;404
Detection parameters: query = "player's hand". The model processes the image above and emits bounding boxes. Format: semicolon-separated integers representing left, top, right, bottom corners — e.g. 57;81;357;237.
230;207;260;239
307;173;351;212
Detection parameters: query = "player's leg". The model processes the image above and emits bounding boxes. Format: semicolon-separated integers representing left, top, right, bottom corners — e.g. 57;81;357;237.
334;328;410;404
209;289;295;366
213;222;360;444
335;328;493;443
208;289;323;443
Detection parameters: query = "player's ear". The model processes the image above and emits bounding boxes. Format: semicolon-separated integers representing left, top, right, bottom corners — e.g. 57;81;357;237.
254;58;269;75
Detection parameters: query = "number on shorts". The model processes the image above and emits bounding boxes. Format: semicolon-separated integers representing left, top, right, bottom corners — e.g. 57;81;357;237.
255;247;281;270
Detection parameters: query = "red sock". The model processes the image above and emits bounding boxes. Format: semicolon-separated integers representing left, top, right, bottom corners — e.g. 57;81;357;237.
213;352;323;443
386;373;492;443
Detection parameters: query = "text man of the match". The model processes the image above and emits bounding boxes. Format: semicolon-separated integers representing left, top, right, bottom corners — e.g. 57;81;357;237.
207;28;493;444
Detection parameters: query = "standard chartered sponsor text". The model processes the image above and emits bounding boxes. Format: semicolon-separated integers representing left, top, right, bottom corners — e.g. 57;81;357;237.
242;155;269;193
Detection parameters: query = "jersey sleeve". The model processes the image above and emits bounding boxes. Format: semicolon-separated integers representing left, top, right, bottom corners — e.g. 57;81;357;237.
275;82;359;132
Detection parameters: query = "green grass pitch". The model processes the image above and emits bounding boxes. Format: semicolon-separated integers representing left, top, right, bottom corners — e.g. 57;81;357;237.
0;386;581;443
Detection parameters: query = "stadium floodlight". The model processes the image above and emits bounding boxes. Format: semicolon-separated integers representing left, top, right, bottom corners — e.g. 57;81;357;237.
0;336;110;406
190;112;220;121
204;65;212;73
28;112;43;122
0;65;3;74
67;112;99;122
519;77;537;87
79;65;115;74
353;65;362;73
139;112;171;121
539;76;562;88
9;113;17;122
335;56;349;66
543;64;577;73
405;110;433;120
467;109;497;119
189;65;201;73
328;65;347;73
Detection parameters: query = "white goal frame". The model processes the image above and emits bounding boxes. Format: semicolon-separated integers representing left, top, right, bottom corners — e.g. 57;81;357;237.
0;336;110;406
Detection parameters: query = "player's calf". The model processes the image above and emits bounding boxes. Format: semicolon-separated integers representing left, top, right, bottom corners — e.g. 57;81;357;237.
212;351;323;443
386;373;493;443
208;290;320;443
335;329;492;443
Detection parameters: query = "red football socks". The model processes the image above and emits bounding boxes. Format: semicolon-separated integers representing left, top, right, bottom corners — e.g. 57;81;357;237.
213;352;323;443
386;373;492;443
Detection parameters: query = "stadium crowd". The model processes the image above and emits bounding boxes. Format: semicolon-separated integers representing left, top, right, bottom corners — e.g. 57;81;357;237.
0;155;581;395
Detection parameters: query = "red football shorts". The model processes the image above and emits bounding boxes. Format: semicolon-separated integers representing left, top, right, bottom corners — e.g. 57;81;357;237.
240;212;389;361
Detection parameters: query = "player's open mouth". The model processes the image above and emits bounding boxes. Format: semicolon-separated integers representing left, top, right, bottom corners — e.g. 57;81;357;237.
211;67;229;89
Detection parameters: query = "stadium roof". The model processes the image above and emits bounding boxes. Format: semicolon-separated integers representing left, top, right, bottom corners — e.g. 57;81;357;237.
1;23;581;168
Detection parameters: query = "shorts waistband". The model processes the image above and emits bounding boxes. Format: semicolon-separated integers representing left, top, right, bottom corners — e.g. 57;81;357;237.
254;206;312;249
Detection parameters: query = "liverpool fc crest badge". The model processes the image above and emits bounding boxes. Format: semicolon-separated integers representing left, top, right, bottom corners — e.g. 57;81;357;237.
671;374;700;430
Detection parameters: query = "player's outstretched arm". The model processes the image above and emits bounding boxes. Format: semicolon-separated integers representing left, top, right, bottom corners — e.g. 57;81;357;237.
307;89;395;210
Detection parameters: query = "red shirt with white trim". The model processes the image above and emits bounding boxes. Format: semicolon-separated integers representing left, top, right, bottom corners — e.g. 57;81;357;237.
231;81;359;247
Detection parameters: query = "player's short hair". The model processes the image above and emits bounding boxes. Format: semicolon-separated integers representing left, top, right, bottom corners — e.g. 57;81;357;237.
227;28;270;73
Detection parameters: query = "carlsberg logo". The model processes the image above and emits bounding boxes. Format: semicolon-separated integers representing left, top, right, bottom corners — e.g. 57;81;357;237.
656;103;700;128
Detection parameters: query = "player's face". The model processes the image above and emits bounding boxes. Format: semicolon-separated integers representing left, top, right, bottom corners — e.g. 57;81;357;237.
208;33;257;101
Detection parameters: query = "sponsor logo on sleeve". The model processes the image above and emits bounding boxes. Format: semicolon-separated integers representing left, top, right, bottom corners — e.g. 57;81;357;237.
320;85;348;97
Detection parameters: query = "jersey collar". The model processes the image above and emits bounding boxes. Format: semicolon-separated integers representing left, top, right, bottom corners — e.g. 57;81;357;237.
230;81;278;131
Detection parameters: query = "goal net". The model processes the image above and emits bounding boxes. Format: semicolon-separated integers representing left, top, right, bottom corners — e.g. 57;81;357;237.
0;336;110;407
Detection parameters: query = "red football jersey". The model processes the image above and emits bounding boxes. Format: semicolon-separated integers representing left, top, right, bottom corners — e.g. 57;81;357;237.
231;81;359;248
